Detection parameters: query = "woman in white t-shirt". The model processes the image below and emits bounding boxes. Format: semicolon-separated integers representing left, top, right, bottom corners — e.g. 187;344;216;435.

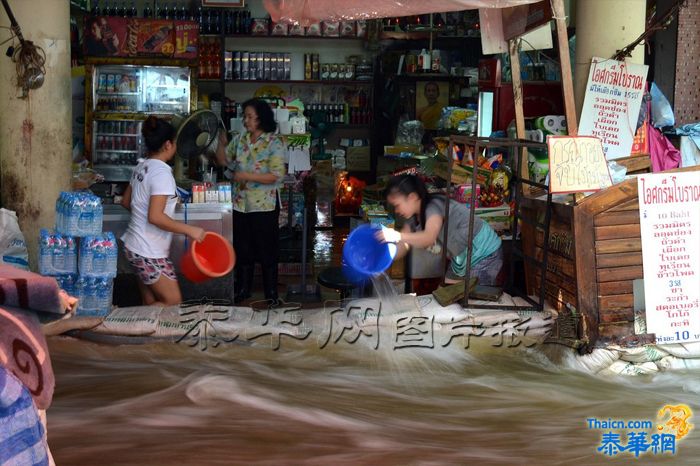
121;116;205;306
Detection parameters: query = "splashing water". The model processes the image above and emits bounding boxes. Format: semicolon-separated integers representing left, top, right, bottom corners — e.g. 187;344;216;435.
45;274;700;465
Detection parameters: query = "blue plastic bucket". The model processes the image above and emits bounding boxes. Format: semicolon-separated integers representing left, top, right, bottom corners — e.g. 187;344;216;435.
342;224;397;283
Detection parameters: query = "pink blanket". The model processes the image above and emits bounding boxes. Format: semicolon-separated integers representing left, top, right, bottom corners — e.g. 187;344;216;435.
0;265;76;314
0;306;55;409
0;265;68;410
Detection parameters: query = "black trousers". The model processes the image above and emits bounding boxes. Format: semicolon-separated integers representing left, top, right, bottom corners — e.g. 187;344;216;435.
232;205;280;268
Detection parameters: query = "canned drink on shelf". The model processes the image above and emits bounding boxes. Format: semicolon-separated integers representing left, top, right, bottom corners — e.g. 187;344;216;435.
106;74;115;93
98;74;107;92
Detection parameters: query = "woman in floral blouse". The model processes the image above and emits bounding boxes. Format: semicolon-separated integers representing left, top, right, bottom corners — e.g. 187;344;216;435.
215;98;285;304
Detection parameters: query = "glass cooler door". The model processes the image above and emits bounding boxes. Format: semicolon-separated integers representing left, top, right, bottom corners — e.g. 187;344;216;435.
143;66;191;114
93;65;143;113
92;119;143;182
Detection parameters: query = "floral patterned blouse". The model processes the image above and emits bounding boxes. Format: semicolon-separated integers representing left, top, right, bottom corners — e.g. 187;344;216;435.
224;131;285;213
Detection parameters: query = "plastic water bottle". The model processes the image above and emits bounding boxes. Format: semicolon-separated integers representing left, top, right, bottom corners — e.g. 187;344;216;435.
82;278;97;313
55;197;62;233
96;278;113;314
56;274;77;296
93;197;104;233
93;239;106;275
39;230;53;275
77;195;90;235
104;232;118;276
52;234;65;272
65;236;77;274
75;277;86;313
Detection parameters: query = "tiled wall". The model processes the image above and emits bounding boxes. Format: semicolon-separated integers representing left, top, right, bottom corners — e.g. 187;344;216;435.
674;0;700;125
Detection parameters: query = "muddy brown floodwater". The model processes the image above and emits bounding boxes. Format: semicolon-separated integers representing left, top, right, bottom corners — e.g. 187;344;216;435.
46;331;700;465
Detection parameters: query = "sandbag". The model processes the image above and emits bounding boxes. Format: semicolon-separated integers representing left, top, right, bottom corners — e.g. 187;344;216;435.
656;356;700;371
609;344;669;364
598;360;659;377
657;342;700;359
570;348;621;373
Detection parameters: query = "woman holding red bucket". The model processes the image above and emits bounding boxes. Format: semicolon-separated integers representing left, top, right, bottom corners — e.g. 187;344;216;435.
376;174;503;289
215;99;286;305
121;116;205;306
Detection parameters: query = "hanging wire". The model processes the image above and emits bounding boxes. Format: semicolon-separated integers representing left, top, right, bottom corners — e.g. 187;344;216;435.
2;0;46;98
11;38;46;94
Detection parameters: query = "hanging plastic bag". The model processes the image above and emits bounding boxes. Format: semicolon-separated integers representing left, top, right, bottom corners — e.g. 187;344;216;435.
649;125;681;173
0;208;30;270
650;82;675;128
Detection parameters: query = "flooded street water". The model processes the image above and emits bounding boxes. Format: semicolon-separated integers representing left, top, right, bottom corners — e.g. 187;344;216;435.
46;333;700;465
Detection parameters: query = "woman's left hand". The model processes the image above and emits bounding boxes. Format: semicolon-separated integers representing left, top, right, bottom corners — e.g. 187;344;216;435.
375;226;402;243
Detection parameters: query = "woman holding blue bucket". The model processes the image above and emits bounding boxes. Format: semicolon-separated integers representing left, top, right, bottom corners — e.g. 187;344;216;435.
376;174;503;287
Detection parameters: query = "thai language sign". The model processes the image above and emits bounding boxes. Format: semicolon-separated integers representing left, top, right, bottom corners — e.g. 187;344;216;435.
547;136;612;194
579;58;649;160
638;171;700;344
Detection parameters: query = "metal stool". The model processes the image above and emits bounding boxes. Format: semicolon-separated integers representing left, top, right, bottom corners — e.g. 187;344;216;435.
317;266;362;301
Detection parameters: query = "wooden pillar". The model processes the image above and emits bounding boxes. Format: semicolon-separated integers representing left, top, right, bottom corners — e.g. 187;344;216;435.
508;38;528;187
552;0;578;135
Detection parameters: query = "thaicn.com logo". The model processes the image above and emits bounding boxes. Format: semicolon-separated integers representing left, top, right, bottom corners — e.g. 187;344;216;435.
587;404;693;458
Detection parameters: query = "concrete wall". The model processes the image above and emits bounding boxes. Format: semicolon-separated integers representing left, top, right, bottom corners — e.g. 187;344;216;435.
0;0;72;269
674;0;700;125
573;0;647;115
650;0;679;108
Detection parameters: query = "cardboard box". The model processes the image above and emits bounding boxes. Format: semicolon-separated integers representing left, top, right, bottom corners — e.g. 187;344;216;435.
346;146;371;172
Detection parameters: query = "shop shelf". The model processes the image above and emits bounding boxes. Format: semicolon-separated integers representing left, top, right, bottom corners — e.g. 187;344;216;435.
223;79;372;85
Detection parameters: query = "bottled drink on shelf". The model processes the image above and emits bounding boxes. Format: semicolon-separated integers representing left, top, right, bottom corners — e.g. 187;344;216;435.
143;4;152;18
116;1;126;17
92;0;101;16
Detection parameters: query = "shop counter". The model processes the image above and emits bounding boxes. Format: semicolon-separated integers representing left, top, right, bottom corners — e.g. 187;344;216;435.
103;203;234;305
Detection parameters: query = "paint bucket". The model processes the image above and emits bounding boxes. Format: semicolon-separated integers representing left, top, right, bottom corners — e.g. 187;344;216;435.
342;224;397;283
180;232;236;283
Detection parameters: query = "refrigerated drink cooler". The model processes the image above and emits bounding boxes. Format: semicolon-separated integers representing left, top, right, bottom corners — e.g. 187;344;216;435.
87;64;193;184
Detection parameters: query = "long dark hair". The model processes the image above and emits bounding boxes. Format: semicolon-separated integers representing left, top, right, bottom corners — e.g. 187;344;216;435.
384;174;432;229
141;115;176;154
242;98;277;133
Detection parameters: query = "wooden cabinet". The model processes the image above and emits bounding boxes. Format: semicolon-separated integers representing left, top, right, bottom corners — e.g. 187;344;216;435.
521;166;700;351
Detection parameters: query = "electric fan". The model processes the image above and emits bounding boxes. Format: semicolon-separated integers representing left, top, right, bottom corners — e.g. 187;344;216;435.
171;109;226;180
307;109;334;160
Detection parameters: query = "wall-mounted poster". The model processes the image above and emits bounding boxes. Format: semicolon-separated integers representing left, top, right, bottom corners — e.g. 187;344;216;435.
84;17;198;59
415;80;449;131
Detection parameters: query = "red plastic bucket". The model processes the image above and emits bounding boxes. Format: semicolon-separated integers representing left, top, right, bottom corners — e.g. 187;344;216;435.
180;232;236;283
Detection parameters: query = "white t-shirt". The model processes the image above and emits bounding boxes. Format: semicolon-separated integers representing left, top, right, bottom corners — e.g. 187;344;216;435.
121;158;178;258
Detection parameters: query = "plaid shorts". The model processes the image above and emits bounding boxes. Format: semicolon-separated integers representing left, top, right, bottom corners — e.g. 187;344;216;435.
125;249;177;285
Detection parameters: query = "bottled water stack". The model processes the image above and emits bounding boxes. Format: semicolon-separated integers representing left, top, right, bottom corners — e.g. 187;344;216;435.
79;232;118;278
75;277;113;316
47;191;114;317
39;230;78;276
55;191;103;237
